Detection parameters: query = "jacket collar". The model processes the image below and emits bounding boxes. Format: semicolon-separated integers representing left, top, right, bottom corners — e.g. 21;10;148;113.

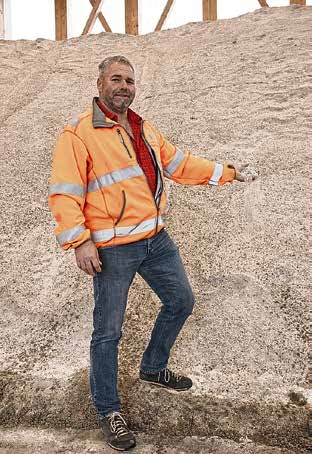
92;97;143;129
92;97;117;128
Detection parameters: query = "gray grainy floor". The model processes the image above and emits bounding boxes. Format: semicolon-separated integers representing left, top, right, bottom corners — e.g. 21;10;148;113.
0;428;302;454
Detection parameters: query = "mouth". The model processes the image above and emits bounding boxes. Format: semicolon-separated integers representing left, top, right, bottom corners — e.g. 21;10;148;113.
114;93;130;98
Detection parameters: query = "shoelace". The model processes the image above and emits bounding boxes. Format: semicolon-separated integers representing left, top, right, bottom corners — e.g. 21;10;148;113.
163;368;181;383
107;412;129;437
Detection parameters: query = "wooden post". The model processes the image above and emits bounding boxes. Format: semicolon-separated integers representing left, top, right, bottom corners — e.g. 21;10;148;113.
290;0;306;5
125;0;138;35
203;0;217;21
0;0;4;39
55;0;67;40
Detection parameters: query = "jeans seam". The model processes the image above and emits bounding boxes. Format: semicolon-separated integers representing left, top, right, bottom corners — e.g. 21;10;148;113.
141;320;167;372
140;287;175;371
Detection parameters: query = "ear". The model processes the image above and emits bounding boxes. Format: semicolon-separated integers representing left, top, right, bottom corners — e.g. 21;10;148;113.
97;78;101;91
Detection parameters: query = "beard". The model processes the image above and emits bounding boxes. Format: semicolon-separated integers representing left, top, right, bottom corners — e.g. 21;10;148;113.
105;91;135;113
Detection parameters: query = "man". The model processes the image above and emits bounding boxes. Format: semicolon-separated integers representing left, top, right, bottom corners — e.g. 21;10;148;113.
49;55;253;451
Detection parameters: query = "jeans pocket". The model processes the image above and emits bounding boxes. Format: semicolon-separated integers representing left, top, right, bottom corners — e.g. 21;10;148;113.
154;228;179;254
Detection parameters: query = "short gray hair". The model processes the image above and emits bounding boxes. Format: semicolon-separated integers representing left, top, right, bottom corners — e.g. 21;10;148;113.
98;56;135;78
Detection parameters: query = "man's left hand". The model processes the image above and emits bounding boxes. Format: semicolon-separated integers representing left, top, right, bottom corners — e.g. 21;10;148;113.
226;162;257;183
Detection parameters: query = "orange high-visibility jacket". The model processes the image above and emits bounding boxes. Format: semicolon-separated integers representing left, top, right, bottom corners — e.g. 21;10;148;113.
48;97;235;250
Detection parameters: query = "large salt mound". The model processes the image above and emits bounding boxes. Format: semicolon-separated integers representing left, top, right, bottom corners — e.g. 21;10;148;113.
0;5;311;451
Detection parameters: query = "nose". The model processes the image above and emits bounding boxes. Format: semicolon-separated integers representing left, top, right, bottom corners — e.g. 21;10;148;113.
120;79;128;90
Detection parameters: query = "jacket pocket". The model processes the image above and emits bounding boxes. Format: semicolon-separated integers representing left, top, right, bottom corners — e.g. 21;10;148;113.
115;190;126;226
117;129;133;158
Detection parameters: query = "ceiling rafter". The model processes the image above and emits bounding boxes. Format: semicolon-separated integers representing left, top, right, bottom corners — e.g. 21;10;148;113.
88;0;111;33
258;0;269;7
82;0;104;35
155;0;175;31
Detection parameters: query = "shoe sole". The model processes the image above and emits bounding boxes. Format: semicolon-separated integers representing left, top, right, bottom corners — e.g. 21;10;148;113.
107;441;136;451
139;378;192;392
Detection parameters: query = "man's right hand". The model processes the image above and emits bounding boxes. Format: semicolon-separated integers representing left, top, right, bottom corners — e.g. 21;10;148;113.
74;240;102;277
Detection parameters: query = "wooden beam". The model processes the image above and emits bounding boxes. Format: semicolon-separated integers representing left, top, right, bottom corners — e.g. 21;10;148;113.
155;0;175;31
89;0;111;32
82;0;104;35
55;0;67;41
125;0;138;35
0;0;4;39
290;0;306;5
203;0;217;21
257;0;269;6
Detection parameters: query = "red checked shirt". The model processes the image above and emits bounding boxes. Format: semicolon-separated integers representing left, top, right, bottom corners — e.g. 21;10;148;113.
96;100;157;195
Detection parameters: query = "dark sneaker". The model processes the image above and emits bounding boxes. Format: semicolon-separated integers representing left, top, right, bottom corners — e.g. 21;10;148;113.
100;412;136;451
140;368;192;391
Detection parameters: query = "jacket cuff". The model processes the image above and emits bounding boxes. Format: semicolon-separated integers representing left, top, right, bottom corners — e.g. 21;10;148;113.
219;164;236;185
61;229;91;250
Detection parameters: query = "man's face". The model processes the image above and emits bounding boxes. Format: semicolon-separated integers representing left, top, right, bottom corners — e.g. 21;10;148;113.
97;62;136;114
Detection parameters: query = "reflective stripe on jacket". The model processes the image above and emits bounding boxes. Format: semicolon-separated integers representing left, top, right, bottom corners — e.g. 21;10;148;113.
48;97;235;250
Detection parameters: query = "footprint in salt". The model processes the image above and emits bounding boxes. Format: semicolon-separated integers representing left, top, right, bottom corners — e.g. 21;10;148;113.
240;167;260;226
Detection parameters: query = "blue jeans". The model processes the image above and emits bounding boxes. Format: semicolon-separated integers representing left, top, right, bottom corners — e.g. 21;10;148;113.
90;228;195;417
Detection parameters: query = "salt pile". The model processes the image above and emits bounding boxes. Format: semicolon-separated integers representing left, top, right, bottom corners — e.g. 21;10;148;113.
0;5;311;451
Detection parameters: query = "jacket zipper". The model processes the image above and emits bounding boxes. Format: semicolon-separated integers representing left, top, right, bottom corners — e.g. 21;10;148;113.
115;190;126;226
117;123;163;234
117;128;132;158
117;125;158;208
140;124;162;208
140;123;164;234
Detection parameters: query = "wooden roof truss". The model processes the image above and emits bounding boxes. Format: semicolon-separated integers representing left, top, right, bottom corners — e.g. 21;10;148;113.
0;0;308;41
